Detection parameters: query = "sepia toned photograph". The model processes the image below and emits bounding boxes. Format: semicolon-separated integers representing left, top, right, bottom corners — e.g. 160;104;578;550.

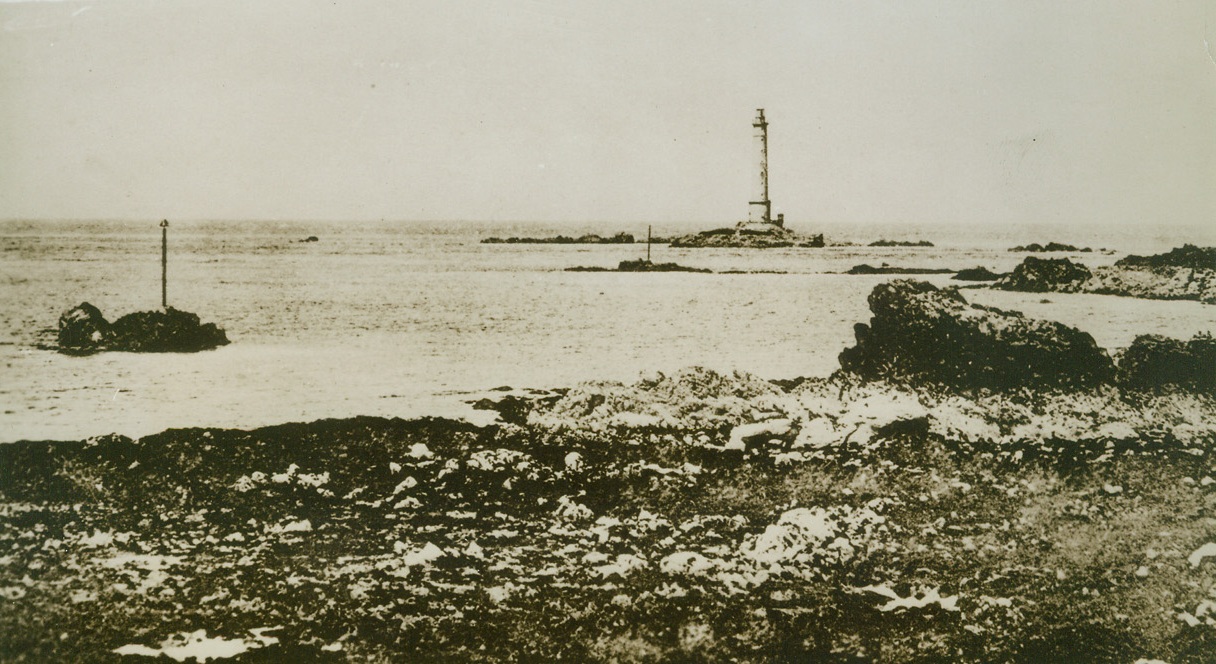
1;1;1214;661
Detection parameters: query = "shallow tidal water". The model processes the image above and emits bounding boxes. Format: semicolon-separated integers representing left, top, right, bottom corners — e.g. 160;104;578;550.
2;219;1213;443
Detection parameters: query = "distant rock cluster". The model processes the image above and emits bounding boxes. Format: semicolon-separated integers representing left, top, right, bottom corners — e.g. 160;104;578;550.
1008;242;1091;252
57;302;229;355
669;225;825;248
995;245;1216;304
868;239;934;247
482;233;636;244
846;264;952;275
566;259;711;273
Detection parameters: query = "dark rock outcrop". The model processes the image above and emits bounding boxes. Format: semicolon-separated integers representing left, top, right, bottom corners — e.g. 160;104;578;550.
996;257;1092;293
566;259;711;273
995;247;1216;304
482;233;635;244
838;280;1114;389
953;267;1004;281
1116;244;1216;271
1117;333;1215;392
56;303;229;355
847;264;953;275
57;302;113;352
1009;242;1091;253
869;239;934;247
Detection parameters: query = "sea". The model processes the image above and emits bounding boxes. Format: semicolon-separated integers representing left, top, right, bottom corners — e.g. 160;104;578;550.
2;219;1214;443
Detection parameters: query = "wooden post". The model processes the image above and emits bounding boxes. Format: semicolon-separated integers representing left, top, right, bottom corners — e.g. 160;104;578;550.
647;225;652;263
160;219;168;309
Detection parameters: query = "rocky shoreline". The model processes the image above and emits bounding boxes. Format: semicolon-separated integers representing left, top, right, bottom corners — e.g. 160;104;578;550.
3;282;1214;662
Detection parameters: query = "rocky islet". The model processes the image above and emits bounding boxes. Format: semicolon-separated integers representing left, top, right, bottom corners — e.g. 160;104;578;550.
57;302;229;355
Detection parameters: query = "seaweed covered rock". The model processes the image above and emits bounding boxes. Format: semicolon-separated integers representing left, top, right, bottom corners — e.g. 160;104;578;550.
110;308;229;352
57;302;113;352
1117;333;1216;392
56;303;229;354
1116;244;1216;271
838;280;1114;389
996;256;1091;293
952;266;1003;281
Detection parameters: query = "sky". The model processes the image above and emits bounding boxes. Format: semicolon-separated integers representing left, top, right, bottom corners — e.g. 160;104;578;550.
1;0;1213;227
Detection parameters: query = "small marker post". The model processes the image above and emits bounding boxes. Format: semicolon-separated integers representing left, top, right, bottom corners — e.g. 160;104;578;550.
647;225;652;263
160;219;169;309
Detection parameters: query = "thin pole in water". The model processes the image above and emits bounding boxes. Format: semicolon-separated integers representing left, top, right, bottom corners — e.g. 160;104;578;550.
160;219;168;309
647;225;651;263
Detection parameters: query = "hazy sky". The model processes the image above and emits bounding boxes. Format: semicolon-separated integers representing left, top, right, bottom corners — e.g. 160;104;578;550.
2;0;1213;226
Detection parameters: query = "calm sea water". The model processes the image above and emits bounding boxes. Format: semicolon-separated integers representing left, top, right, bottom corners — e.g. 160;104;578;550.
2;219;1213;443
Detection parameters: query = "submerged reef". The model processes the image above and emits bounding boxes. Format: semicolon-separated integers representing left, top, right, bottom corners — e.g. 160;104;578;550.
57;302;229;355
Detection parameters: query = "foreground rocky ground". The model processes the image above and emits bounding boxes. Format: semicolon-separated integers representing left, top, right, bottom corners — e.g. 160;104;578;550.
3;282;1214;663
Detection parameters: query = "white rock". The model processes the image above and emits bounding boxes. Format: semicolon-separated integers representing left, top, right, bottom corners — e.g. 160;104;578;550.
408;443;433;459
269;519;311;534
79;530;114;548
611;412;663;428
389;462;402;473
1095;421;1137;440
1188;542;1216;568
793;417;839;449
398;542;445;568
861;584;959;612
728;419;793;450
592;554;647;579
554;495;594;522
659;551;715;577
742;507;836;564
564;452;584;472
